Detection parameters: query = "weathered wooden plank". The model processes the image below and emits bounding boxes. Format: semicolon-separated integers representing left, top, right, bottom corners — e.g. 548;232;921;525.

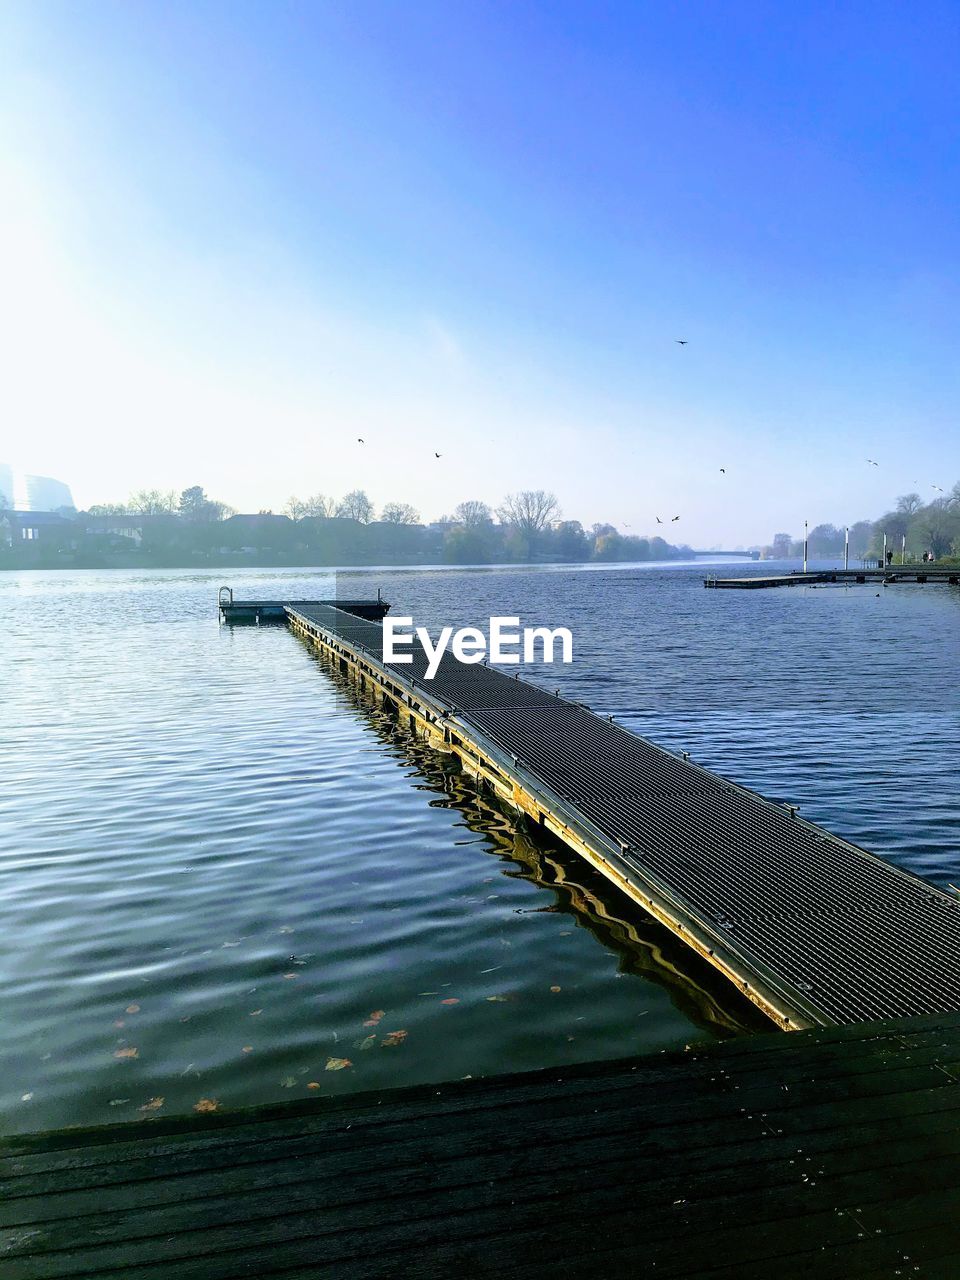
3;1018;953;1178
19;1148;960;1280
12;1086;960;1233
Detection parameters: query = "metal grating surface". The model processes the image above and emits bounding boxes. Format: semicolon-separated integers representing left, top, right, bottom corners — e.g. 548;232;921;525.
287;604;960;1025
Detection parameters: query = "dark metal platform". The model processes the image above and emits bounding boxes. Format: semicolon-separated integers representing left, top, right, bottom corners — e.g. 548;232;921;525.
705;567;960;588
6;1012;960;1278
286;603;960;1031
218;595;391;623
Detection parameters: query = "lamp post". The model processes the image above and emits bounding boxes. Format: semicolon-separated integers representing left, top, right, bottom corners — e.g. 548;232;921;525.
901;533;906;565
802;520;808;574
844;526;849;571
882;531;887;568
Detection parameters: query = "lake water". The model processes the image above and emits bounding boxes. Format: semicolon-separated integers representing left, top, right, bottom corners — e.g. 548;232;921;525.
2;561;958;1134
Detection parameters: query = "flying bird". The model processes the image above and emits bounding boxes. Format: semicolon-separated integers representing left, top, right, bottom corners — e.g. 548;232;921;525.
357;438;364;444
932;485;944;492
655;516;663;524
671;515;680;522
866;458;879;466
675;339;688;345
719;468;726;474
434;452;442;458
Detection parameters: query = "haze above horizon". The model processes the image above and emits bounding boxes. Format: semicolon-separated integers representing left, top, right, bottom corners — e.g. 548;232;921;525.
1;1;958;544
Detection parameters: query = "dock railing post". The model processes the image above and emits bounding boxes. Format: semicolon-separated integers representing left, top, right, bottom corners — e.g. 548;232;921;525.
802;521;808;574
901;534;906;565
844;526;849;571
883;531;887;568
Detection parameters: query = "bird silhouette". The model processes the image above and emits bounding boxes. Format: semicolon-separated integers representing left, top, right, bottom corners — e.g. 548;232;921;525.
866;458;879;466
675;339;688;345
719;468;726;473
357;438;364;444
932;485;944;492
434;452;442;458
671;515;680;522
655;516;663;524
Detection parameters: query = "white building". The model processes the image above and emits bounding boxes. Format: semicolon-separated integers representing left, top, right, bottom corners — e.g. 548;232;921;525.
0;465;75;512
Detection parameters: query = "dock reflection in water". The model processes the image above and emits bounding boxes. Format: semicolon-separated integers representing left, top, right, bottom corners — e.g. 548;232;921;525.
316;644;767;1042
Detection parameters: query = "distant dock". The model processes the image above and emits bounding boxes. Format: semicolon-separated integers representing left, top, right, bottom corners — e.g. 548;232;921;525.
705;566;960;589
218;593;960;1032
217;589;390;623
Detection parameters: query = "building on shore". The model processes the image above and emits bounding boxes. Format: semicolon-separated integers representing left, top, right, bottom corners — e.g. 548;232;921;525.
0;465;75;513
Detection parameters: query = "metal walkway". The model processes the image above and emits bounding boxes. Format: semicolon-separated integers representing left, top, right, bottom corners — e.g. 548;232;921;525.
285;603;960;1031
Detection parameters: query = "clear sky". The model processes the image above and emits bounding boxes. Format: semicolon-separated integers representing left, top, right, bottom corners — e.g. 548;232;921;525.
1;1;958;545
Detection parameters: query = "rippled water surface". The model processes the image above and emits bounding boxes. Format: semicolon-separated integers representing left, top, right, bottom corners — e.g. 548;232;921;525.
2;563;958;1133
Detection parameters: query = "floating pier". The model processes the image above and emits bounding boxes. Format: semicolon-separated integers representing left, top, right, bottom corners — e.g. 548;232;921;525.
217;588;391;623
705;567;960;589
261;599;960;1033
6;1011;960;1278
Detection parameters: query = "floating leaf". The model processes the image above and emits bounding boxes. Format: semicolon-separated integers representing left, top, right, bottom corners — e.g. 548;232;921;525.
113;1020;125;1028
108;1098;130;1107
307;1081;321;1090
357;1035;377;1051
114;1047;139;1059
381;1030;408;1048
138;1096;164;1112
485;994;509;1003
550;986;562;993
249;1009;263;1016
325;1056;352;1071
278;925;294;934
241;1046;253;1054
441;998;460;1006
280;1076;296;1088
282;973;299;980
125;1004;141;1014
363;1009;385;1027
20;1092;33;1102
193;1098;220;1113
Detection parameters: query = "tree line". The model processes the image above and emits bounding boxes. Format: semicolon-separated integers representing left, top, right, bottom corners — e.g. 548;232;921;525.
1;485;694;568
764;481;960;562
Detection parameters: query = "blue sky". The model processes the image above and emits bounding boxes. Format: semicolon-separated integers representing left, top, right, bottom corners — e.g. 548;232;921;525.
1;0;958;544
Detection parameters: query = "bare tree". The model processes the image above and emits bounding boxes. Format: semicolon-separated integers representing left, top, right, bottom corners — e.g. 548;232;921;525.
497;490;560;539
0;490;8;511
380;501;420;525
336;489;374;523
454;499;492;527
896;492;923;516
127;489;178;515
302;494;335;518
284;497;307;520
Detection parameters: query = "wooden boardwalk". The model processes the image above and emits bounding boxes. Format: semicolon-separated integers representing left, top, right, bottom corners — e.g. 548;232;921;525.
5;1012;960;1278
283;602;960;1033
